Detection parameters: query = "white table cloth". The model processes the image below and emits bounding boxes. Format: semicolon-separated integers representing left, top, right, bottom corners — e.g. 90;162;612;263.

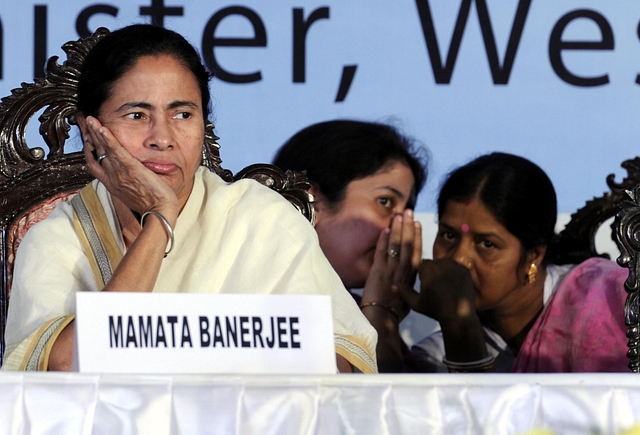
1;372;639;435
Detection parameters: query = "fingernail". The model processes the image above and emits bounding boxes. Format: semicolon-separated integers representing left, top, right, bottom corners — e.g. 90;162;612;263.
406;209;413;218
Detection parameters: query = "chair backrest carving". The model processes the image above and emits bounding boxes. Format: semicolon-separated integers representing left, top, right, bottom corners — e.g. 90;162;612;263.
553;158;640;265
0;28;312;364
613;157;640;372
234;164;315;223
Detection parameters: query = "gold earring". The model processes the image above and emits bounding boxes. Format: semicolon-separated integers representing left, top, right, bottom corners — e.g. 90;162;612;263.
526;263;537;285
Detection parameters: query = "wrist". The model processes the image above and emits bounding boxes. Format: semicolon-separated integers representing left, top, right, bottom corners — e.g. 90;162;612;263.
439;312;488;363
140;210;175;257
442;354;495;373
149;205;178;227
360;301;401;321
439;311;482;335
436;298;475;324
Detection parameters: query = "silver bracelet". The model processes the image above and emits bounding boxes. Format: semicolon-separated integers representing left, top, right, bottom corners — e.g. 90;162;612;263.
140;211;175;258
442;354;495;373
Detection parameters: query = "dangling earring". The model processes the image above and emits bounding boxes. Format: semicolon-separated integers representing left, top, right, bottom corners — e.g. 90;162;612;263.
526;263;537;285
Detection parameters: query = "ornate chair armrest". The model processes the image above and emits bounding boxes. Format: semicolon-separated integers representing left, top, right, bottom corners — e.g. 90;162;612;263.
234;163;315;224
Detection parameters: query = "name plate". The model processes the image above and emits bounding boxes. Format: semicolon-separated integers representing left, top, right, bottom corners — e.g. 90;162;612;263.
75;292;336;374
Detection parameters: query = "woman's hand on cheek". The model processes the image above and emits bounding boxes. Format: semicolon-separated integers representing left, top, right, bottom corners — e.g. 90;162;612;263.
362;226;396;303
82;116;179;220
360;209;420;320
389;209;422;293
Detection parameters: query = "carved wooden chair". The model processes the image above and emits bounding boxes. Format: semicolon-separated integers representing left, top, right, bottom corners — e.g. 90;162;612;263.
553;159;640;266
613;157;640;373
0;28;313;364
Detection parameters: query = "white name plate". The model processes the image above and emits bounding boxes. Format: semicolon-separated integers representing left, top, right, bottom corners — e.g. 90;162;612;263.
75;292;336;374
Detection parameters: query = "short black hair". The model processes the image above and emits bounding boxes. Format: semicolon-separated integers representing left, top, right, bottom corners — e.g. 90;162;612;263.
273;120;428;209
78;24;212;119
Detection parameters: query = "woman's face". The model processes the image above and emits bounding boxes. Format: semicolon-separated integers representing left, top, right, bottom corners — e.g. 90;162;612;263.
95;54;205;207
314;161;415;289
432;198;527;311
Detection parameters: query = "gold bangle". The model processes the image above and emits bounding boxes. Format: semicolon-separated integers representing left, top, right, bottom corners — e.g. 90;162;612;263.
359;301;401;320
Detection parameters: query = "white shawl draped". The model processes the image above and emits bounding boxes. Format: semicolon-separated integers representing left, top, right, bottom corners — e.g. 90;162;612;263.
4;168;377;372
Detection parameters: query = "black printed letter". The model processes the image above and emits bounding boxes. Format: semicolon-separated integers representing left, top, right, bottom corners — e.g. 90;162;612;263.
76;5;118;38
549;10;613;87
292;7;330;83
415;0;531;84
202;7;266;83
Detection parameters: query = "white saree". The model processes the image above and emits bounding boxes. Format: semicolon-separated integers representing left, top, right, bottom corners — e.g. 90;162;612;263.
3;167;378;373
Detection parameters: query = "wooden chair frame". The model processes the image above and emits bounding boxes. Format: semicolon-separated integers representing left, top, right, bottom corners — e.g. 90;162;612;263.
613;157;640;372
553;158;640;265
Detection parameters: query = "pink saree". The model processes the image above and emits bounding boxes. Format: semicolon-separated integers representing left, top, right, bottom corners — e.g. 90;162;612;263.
514;257;629;372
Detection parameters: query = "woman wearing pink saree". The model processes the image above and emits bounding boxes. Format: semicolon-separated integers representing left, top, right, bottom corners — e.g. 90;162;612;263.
403;152;628;372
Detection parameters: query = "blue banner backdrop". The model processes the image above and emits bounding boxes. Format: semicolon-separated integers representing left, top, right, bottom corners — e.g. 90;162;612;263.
0;0;638;212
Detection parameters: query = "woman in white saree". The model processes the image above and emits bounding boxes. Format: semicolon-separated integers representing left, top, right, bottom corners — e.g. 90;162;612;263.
3;24;377;373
